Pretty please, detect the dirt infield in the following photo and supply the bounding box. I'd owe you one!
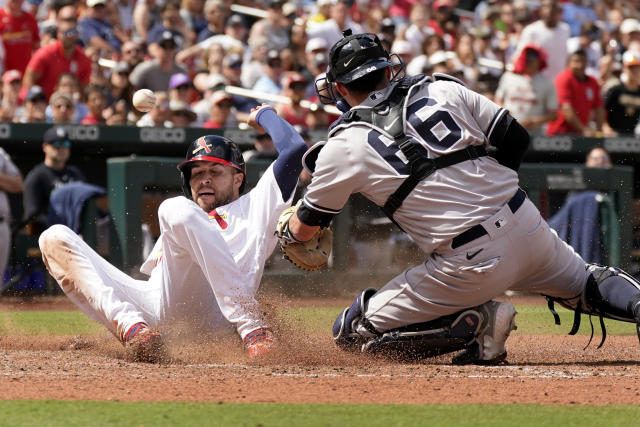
[1,296,640,405]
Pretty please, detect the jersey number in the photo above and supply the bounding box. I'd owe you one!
[367,98,462,175]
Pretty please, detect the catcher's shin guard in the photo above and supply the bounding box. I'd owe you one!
[332,288,377,351]
[360,301,517,364]
[546,264,640,348]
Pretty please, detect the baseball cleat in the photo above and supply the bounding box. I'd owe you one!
[243,328,276,357]
[452,301,517,365]
[123,322,168,363]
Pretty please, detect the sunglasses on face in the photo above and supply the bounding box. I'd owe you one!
[61,28,79,37]
[290,82,306,90]
[173,111,192,118]
[267,60,282,67]
[160,42,177,50]
[124,48,140,54]
[216,102,233,109]
[49,140,72,148]
[175,84,191,91]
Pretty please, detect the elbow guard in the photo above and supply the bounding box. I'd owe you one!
[488,114,530,172]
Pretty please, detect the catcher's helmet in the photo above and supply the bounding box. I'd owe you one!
[177,135,246,199]
[315,29,402,104]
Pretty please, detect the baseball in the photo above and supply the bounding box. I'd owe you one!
[133,89,156,113]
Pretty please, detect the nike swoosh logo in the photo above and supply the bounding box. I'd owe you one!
[344,57,354,67]
[384,117,399,131]
[466,249,483,260]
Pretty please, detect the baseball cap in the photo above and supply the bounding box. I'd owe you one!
[432,0,454,10]
[226,14,245,27]
[2,69,22,84]
[86,0,106,7]
[25,85,46,102]
[43,126,70,144]
[169,100,197,121]
[429,50,450,66]
[169,73,191,89]
[266,0,284,8]
[154,30,179,48]
[222,52,243,68]
[313,52,329,67]
[285,72,307,88]
[211,90,233,105]
[391,40,414,56]
[266,49,281,65]
[623,50,640,67]
[620,18,640,35]
[305,37,328,54]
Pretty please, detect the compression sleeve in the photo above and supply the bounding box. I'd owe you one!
[255,107,307,200]
[488,113,530,172]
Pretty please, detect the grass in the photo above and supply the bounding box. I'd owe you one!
[0,303,637,337]
[1,401,640,427]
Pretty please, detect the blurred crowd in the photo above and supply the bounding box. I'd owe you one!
[2,0,640,136]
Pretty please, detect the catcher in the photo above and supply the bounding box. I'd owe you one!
[39,104,307,362]
[276,30,640,364]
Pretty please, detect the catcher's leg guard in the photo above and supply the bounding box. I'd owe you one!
[361,301,517,365]
[546,264,640,348]
[332,288,377,351]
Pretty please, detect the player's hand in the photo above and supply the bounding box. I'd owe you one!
[247,103,274,134]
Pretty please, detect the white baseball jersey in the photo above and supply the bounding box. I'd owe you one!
[304,76,520,255]
[40,164,292,341]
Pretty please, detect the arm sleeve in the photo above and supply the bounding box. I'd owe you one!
[255,107,307,200]
[488,113,530,172]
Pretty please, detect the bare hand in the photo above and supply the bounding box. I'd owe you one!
[247,103,274,134]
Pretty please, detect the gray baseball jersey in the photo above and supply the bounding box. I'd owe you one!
[0,148,21,279]
[304,76,519,255]
[302,76,588,330]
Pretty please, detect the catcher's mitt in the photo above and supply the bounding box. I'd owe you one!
[275,201,333,271]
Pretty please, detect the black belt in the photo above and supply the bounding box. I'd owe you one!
[451,189,526,249]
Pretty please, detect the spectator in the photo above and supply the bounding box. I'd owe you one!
[168,72,192,104]
[619,18,640,52]
[78,0,123,56]
[403,3,433,57]
[547,49,604,136]
[516,0,570,80]
[306,0,363,49]
[0,0,40,74]
[114,0,136,36]
[455,33,479,87]
[147,0,186,57]
[136,90,170,127]
[495,45,557,135]
[252,49,283,102]
[248,0,289,51]
[104,61,134,124]
[45,73,89,123]
[22,126,85,234]
[192,73,225,123]
[133,0,162,43]
[242,130,276,162]
[567,23,603,79]
[220,52,258,119]
[49,91,75,123]
[180,0,207,45]
[23,18,91,99]
[16,85,47,123]
[168,99,196,127]
[604,50,640,136]
[585,146,612,168]
[0,147,23,281]
[428,0,459,50]
[80,84,107,124]
[197,0,229,43]
[0,69,22,121]
[305,102,329,131]
[202,90,233,128]
[129,31,187,92]
[121,40,144,70]
[276,72,308,127]
[562,0,597,37]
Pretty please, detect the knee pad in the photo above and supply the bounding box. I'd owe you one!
[332,288,377,351]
